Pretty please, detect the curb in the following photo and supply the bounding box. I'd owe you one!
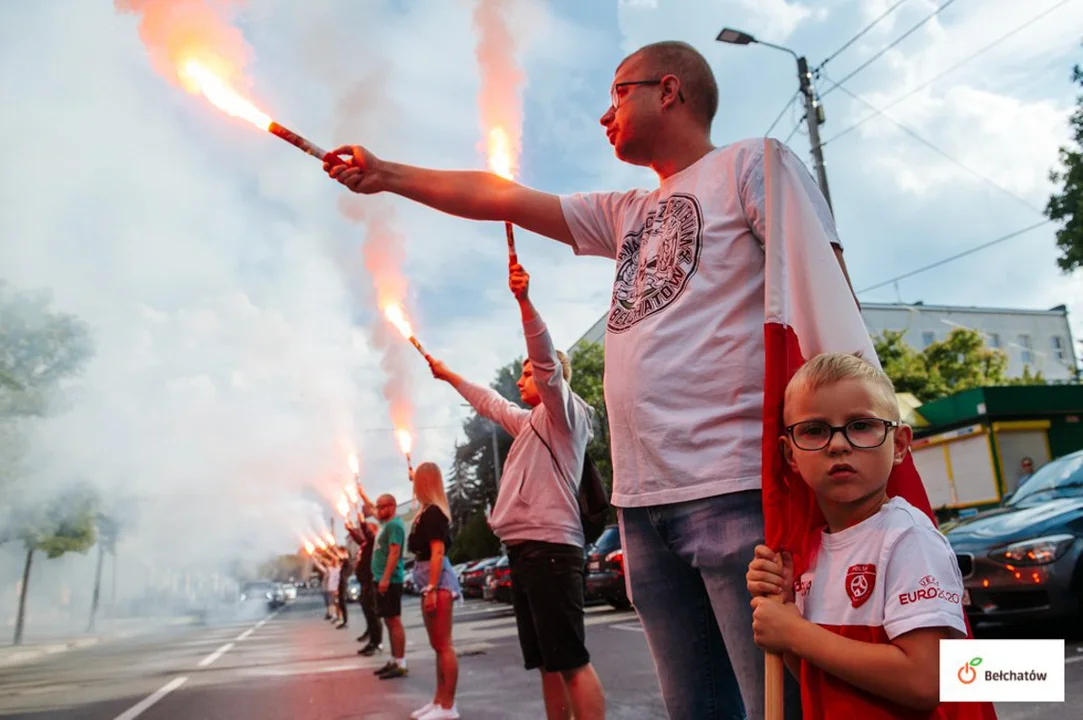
[0,637,101,669]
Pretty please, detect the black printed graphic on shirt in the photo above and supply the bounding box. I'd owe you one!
[607,193,703,333]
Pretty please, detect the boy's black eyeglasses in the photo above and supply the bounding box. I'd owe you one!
[610,79,686,109]
[785,418,899,451]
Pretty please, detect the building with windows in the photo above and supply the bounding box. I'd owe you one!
[572,302,1078,381]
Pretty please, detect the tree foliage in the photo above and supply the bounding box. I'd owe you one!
[568,342,614,519]
[445,358,524,539]
[1046,59,1083,273]
[0,282,94,418]
[874,328,1046,404]
[448,510,501,564]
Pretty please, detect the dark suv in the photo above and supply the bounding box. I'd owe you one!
[585,525,630,609]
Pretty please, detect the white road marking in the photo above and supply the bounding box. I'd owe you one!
[610,623,645,633]
[112,676,188,720]
[235,628,254,641]
[197,642,234,668]
[1064,654,1083,665]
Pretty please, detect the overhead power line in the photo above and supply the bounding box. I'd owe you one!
[856,219,1053,294]
[820,0,960,99]
[764,90,800,137]
[819,72,1045,215]
[818,0,912,71]
[821,0,1077,147]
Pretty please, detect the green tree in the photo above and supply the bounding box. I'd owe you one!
[448,509,501,564]
[1046,57,1083,272]
[446,359,524,528]
[12,485,99,645]
[0,283,94,418]
[568,341,615,520]
[874,328,1045,404]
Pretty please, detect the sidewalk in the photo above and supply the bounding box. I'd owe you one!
[0,614,200,668]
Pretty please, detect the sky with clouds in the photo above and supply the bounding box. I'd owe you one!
[1,0,1081,571]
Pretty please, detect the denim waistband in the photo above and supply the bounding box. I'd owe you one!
[412,556,462,596]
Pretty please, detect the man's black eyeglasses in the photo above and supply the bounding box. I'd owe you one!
[610,79,686,109]
[785,418,899,451]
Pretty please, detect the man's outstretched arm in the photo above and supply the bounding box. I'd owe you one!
[326,145,574,246]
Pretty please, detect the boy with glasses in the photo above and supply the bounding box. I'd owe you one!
[746,354,987,718]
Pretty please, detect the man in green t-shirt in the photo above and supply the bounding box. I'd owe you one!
[371,494,407,679]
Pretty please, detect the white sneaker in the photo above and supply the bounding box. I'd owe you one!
[419,705,459,720]
[410,702,436,719]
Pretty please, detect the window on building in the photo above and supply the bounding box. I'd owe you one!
[1051,336,1066,362]
[1018,334,1033,364]
[988,333,1001,348]
[922,331,935,348]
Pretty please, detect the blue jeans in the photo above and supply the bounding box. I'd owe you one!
[618,490,802,720]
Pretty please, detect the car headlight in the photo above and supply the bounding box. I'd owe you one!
[240,593,247,601]
[988,534,1075,566]
[265,592,273,599]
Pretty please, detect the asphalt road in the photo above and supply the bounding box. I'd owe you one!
[0,591,1080,719]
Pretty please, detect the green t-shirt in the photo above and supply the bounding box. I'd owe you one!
[371,516,406,584]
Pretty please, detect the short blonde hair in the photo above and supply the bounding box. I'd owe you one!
[526,352,573,382]
[784,353,900,421]
[556,350,572,382]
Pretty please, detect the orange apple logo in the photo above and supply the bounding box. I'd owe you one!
[957,657,982,684]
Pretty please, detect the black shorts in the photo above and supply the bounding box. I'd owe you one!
[508,541,589,673]
[374,583,403,618]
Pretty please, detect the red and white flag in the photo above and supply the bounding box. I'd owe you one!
[760,137,933,577]
[760,138,997,719]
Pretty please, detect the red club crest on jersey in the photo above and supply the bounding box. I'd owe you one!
[845,564,876,608]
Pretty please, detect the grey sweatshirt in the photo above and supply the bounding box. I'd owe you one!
[456,313,594,548]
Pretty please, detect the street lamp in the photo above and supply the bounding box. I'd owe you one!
[716,26,833,214]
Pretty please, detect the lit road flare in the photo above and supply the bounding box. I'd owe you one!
[487,126,518,264]
[302,540,314,554]
[384,304,430,358]
[178,59,344,167]
[345,482,359,504]
[347,453,360,475]
[337,494,350,517]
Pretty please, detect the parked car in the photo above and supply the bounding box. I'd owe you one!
[461,556,500,598]
[239,581,284,610]
[490,555,512,603]
[946,449,1083,625]
[346,576,361,602]
[281,583,297,601]
[585,525,630,610]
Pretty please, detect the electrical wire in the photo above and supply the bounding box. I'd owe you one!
[764,90,800,137]
[821,0,1076,147]
[820,0,960,99]
[856,219,1053,294]
[818,0,912,71]
[820,72,1045,215]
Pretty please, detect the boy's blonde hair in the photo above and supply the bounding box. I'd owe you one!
[785,353,900,421]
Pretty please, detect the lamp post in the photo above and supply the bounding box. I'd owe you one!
[716,27,834,215]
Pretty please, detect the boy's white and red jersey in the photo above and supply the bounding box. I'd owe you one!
[794,496,985,719]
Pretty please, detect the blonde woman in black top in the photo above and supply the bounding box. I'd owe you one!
[408,462,463,720]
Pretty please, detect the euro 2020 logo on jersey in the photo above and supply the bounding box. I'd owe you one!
[845,563,877,608]
[608,193,703,333]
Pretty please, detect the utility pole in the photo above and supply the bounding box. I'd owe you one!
[716,28,834,214]
[796,56,833,215]
[490,423,502,480]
